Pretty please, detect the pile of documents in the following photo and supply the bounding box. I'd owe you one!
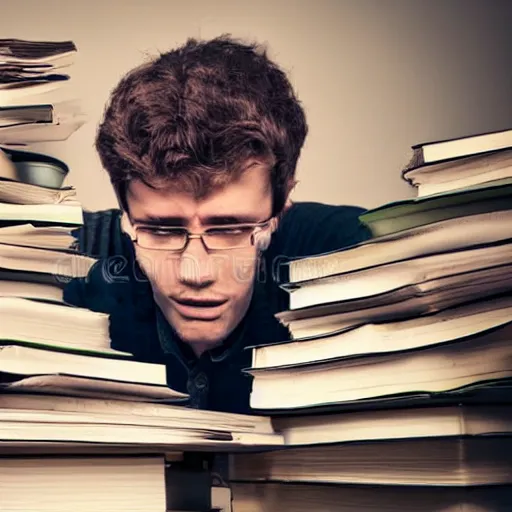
[0,38,85,145]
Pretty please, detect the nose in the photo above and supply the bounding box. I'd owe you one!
[178,236,215,288]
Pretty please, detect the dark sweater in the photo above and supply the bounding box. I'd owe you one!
[64,202,371,414]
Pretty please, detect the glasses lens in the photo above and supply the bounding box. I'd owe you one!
[203,227,254,249]
[137,227,187,250]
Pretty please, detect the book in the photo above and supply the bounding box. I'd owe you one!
[0,80,73,108]
[402,148,512,196]
[252,296,512,369]
[229,437,512,486]
[0,108,86,145]
[0,202,83,224]
[231,482,512,512]
[1,373,186,402]
[0,455,166,512]
[0,104,53,127]
[0,297,113,354]
[284,209,512,284]
[0,179,76,205]
[0,344,168,385]
[0,243,95,277]
[284,241,512,310]
[0,393,275,435]
[0,441,182,456]
[359,180,512,236]
[0,268,66,285]
[0,61,68,79]
[278,266,512,338]
[0,39,77,61]
[419,177,512,198]
[0,71,69,87]
[0,411,282,448]
[0,391,282,450]
[273,404,512,446]
[248,322,512,410]
[0,224,77,250]
[403,127,512,169]
[0,278,64,303]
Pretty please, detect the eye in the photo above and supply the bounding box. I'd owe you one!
[207,226,252,236]
[139,227,184,237]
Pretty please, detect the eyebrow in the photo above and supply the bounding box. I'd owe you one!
[130,215,186,226]
[131,214,263,226]
[203,215,262,225]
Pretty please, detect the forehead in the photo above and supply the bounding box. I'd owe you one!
[126,164,272,223]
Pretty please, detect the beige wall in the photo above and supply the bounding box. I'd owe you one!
[1,0,511,210]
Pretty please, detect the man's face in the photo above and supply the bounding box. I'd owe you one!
[125,164,274,357]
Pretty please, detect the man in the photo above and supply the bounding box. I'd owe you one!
[65,36,371,414]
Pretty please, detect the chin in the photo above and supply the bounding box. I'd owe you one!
[174,319,231,349]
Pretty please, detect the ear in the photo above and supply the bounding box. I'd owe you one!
[253,217,279,252]
[254,230,272,251]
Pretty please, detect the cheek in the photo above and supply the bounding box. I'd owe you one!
[135,249,180,288]
[214,248,258,285]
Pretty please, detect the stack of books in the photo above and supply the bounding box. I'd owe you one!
[0,39,278,512]
[229,128,512,511]
[0,385,282,511]
[0,284,284,511]
[0,38,102,358]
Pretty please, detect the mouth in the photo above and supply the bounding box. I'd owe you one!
[171,297,228,320]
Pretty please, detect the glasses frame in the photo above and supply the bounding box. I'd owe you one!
[127,216,276,252]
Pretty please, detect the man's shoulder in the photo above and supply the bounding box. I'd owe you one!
[65,209,159,359]
[270,201,371,258]
[66,207,142,325]
[75,208,125,259]
[284,201,367,219]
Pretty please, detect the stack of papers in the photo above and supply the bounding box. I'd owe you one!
[0,39,85,144]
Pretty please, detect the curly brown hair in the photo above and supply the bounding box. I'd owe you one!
[95,35,308,215]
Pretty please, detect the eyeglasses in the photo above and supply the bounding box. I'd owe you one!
[129,218,275,252]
